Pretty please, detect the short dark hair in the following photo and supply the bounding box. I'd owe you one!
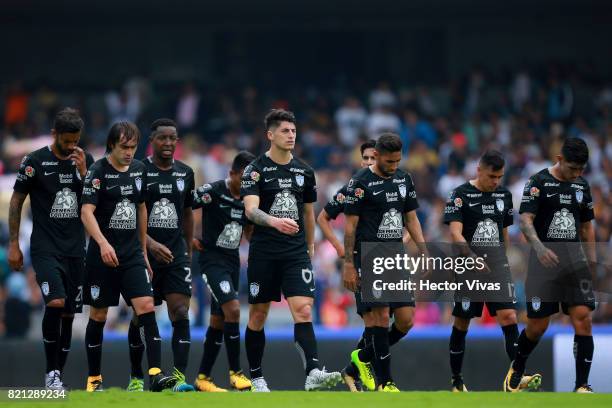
[360,139,377,156]
[264,109,295,131]
[53,107,84,134]
[106,121,141,153]
[150,118,177,133]
[479,149,505,171]
[231,151,256,172]
[561,137,589,165]
[375,133,402,154]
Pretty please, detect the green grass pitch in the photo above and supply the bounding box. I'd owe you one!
[2,390,612,408]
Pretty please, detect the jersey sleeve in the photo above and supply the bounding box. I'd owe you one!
[503,192,514,227]
[240,163,261,198]
[580,184,595,223]
[323,185,347,220]
[192,183,214,210]
[82,166,104,206]
[519,175,542,215]
[443,188,463,224]
[304,168,317,204]
[344,178,366,216]
[184,169,195,209]
[403,175,419,213]
[13,155,37,194]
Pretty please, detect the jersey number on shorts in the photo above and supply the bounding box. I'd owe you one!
[184,267,192,283]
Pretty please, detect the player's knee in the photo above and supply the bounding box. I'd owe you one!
[89,308,108,322]
[527,320,549,339]
[454,318,470,332]
[135,300,155,315]
[47,298,65,308]
[572,313,592,335]
[223,306,240,322]
[497,310,517,326]
[170,304,189,322]
[210,314,224,329]
[395,315,414,333]
[293,302,313,322]
[249,309,268,329]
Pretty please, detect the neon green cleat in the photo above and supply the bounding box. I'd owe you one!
[378,381,400,392]
[171,368,195,392]
[127,377,144,392]
[350,350,376,391]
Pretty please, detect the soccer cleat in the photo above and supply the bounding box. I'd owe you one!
[229,370,252,391]
[305,367,342,391]
[150,371,176,392]
[171,368,195,392]
[45,370,66,391]
[350,350,376,391]
[126,377,144,392]
[194,374,228,392]
[451,376,468,392]
[519,373,542,391]
[341,365,363,392]
[378,381,400,392]
[86,375,104,392]
[574,384,594,393]
[503,364,522,392]
[250,377,271,392]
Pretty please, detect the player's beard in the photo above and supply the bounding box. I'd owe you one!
[55,141,73,158]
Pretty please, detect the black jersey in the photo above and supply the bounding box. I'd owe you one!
[444,181,513,259]
[143,158,194,268]
[240,154,317,259]
[345,167,419,246]
[13,146,94,257]
[324,184,349,220]
[82,158,147,261]
[519,168,594,243]
[193,179,247,256]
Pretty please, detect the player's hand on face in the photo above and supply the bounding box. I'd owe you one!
[537,247,559,268]
[272,217,299,235]
[192,238,204,252]
[69,147,87,177]
[150,240,174,264]
[100,242,119,267]
[8,242,24,271]
[343,263,359,292]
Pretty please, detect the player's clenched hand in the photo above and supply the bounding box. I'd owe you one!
[536,246,559,268]
[100,241,119,267]
[343,263,359,292]
[192,238,204,252]
[150,240,174,264]
[69,147,87,178]
[8,242,24,271]
[271,217,299,235]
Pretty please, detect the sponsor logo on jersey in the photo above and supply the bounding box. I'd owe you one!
[135,177,142,192]
[377,208,403,239]
[59,174,73,184]
[530,187,540,197]
[216,221,243,249]
[269,189,298,220]
[295,174,304,187]
[250,171,260,182]
[482,204,495,214]
[176,178,185,192]
[472,218,500,246]
[336,192,346,204]
[149,198,178,228]
[547,208,576,239]
[354,188,364,199]
[386,192,398,202]
[92,178,101,189]
[278,178,292,188]
[42,161,58,166]
[159,184,173,194]
[496,199,504,213]
[25,166,35,177]
[263,166,277,172]
[202,193,212,204]
[559,193,572,205]
[105,174,119,179]
[398,184,406,198]
[368,180,384,187]
[50,188,79,218]
[575,190,583,203]
[172,172,186,177]
[109,199,137,229]
[454,197,463,207]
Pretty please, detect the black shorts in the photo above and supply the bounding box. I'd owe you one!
[152,258,192,306]
[84,254,153,308]
[247,256,315,304]
[525,252,595,318]
[199,250,240,316]
[32,254,85,313]
[354,250,415,316]
[452,261,516,318]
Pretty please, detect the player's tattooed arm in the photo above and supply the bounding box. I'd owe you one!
[520,212,559,267]
[579,221,596,264]
[82,203,119,267]
[244,194,299,234]
[7,192,27,270]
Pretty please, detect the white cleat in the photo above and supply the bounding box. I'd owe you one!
[305,368,342,391]
[250,377,271,392]
[45,370,66,391]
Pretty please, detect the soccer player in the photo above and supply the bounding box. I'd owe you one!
[443,150,541,392]
[81,122,174,392]
[191,151,255,392]
[125,119,196,392]
[8,108,93,390]
[505,137,597,393]
[343,133,427,392]
[241,109,342,392]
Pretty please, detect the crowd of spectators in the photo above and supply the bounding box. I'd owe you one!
[0,63,610,337]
